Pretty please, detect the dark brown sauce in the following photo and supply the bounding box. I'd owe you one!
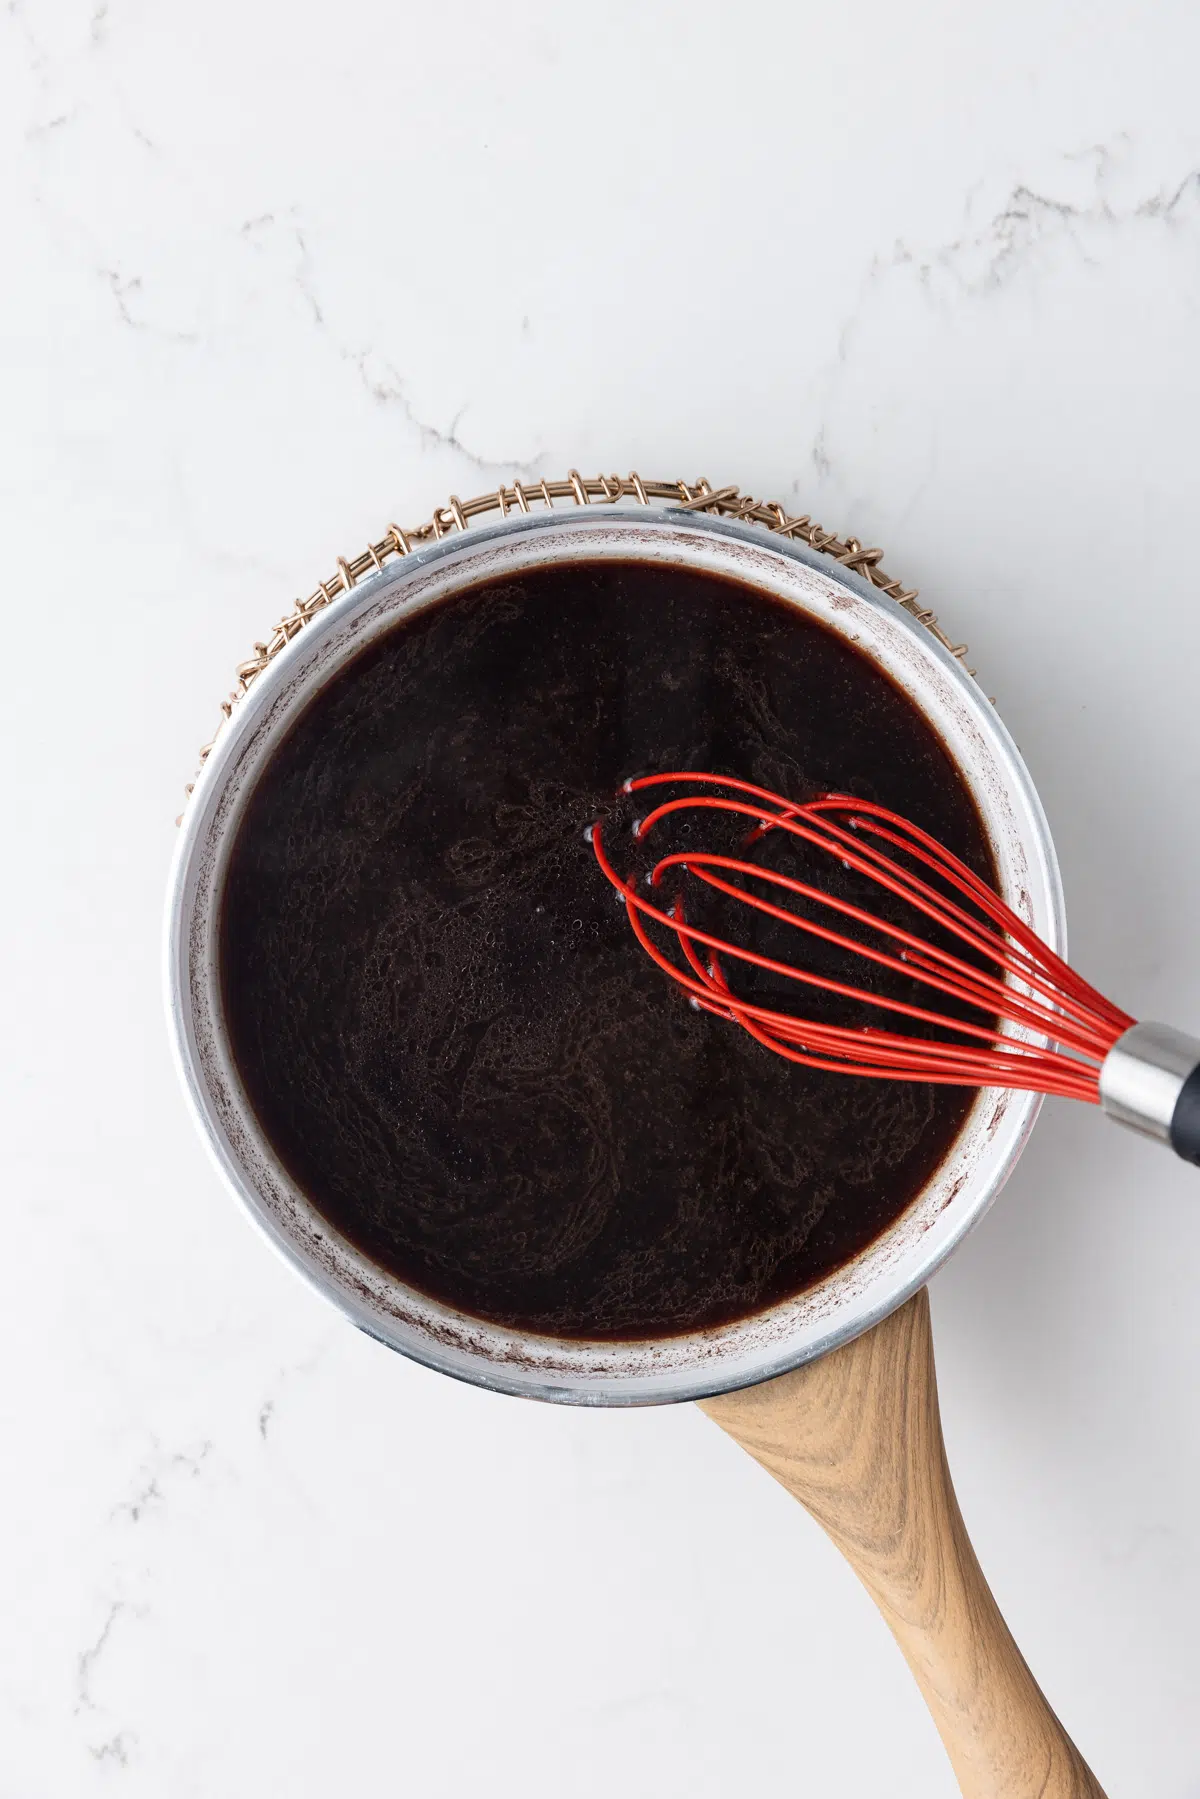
[220,558,993,1340]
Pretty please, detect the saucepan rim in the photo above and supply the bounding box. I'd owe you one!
[165,506,1064,1404]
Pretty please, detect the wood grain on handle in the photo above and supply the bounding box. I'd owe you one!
[699,1289,1105,1799]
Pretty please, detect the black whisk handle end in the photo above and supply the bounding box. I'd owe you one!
[1169,1063,1200,1166]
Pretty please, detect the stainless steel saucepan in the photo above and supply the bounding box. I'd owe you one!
[166,505,1104,1796]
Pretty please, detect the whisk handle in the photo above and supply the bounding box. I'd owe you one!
[1098,1022,1200,1164]
[1172,1065,1200,1164]
[699,1290,1106,1797]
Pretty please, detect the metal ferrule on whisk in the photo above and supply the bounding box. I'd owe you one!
[1099,1023,1200,1163]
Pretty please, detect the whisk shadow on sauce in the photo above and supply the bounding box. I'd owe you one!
[220,559,995,1341]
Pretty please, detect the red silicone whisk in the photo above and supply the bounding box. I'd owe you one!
[590,772,1200,1164]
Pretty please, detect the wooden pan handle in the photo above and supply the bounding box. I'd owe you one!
[699,1289,1105,1798]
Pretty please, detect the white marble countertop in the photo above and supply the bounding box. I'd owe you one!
[4,2,1200,1793]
